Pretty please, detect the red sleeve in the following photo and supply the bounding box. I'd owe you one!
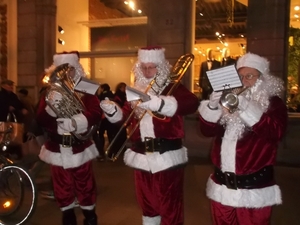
[164,83,200,116]
[81,94,102,128]
[251,96,288,140]
[36,96,58,133]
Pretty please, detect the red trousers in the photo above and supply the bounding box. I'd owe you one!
[51,161,97,210]
[134,167,185,225]
[211,200,272,225]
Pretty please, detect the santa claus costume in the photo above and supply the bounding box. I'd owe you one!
[36,52,102,225]
[198,53,288,225]
[100,46,199,225]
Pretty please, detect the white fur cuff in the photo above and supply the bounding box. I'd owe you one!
[239,101,264,127]
[198,100,222,123]
[45,105,57,117]
[72,113,88,133]
[159,95,177,117]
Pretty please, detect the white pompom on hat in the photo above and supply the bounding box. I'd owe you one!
[138,46,166,64]
[53,52,79,68]
[236,52,270,74]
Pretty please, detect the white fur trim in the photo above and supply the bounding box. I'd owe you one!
[80,204,95,211]
[138,48,165,64]
[105,105,123,123]
[45,105,57,117]
[72,113,88,133]
[239,101,264,127]
[159,95,177,117]
[53,53,79,68]
[61,201,78,211]
[142,215,161,225]
[220,130,237,172]
[61,202,95,211]
[236,52,270,74]
[206,176,282,208]
[57,127,70,135]
[39,144,99,169]
[140,113,155,141]
[198,100,222,123]
[123,147,188,173]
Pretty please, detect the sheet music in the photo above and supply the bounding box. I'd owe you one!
[206,64,243,92]
[74,77,100,95]
[125,86,151,102]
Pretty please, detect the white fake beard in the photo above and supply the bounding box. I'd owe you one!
[130,61,171,118]
[219,74,284,139]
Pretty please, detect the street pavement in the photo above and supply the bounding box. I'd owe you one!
[23,156,300,225]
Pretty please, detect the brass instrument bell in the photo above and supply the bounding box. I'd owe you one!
[219,87,247,113]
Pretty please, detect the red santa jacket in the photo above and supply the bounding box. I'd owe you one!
[198,95,288,208]
[36,92,102,169]
[110,83,199,173]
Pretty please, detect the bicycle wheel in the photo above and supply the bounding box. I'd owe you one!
[0,165,37,225]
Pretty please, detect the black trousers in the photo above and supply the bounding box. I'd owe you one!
[93,118,127,157]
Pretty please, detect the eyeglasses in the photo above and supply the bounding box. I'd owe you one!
[141,66,157,71]
[239,73,259,80]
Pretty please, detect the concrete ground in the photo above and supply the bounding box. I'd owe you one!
[7,117,300,225]
[24,155,300,225]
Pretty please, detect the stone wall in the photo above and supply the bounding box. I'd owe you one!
[89,0,126,20]
[277,114,300,165]
[247,0,290,81]
[17,0,56,103]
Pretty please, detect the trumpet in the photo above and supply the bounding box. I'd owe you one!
[105,53,195,161]
[219,87,248,113]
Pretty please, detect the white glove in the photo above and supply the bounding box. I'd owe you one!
[100,98,117,115]
[238,96,264,127]
[47,91,62,106]
[238,96,249,111]
[45,105,57,117]
[208,91,222,109]
[45,91,63,117]
[56,118,76,133]
[139,95,163,112]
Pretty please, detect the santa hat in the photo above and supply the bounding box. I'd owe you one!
[138,46,165,64]
[236,52,269,74]
[53,52,79,68]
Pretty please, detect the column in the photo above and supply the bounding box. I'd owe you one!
[17,0,56,102]
[246,0,290,80]
[146,0,194,89]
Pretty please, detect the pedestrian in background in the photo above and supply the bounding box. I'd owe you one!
[17,88,35,142]
[93,83,115,161]
[0,79,28,123]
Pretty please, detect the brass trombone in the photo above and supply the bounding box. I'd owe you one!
[105,53,195,161]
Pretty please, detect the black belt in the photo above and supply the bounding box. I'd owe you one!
[47,132,89,147]
[133,137,182,154]
[214,165,274,190]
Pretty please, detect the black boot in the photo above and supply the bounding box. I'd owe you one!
[82,209,98,225]
[62,208,77,225]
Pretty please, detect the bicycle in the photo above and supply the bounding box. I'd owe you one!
[0,125,37,225]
